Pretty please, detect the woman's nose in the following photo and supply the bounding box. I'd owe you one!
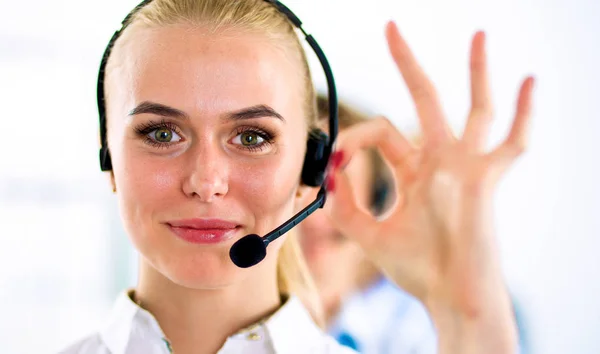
[182,143,229,203]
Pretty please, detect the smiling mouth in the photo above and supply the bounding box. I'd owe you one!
[166,219,241,244]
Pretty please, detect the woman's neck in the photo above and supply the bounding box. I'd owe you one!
[135,260,281,354]
[354,261,382,291]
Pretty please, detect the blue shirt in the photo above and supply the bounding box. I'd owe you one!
[327,277,437,354]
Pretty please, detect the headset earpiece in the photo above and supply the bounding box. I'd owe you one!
[100,146,113,171]
[301,129,330,187]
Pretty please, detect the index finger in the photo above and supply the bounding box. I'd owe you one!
[386,21,453,148]
[334,116,415,170]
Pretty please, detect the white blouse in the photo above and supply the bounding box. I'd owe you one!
[58,290,357,354]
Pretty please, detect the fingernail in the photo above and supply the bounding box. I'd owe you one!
[330,150,345,170]
[325,173,335,193]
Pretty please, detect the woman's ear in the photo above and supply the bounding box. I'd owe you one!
[294,182,319,211]
[108,171,117,193]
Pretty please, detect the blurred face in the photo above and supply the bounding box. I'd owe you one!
[298,149,373,298]
[105,24,308,289]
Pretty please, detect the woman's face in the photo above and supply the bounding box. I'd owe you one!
[105,24,308,289]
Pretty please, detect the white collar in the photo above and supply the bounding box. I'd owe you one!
[264,293,324,353]
[99,289,326,354]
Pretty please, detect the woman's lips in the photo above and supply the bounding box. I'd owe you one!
[166,219,240,244]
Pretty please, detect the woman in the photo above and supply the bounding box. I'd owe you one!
[62,0,535,353]
[299,95,437,353]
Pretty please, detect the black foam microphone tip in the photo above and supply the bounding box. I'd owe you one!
[229,234,267,268]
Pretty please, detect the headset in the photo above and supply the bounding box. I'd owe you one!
[97,0,338,268]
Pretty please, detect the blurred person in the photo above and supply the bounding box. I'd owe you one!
[299,95,437,353]
[57,0,535,353]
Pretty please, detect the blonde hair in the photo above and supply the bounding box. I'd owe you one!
[105,0,323,326]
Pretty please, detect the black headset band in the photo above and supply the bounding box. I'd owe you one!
[97,0,337,172]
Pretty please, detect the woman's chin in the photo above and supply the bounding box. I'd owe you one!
[152,250,248,290]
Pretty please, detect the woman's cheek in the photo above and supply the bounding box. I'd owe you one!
[125,157,180,201]
[116,156,181,239]
[231,152,301,228]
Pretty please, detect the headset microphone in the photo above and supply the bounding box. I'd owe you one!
[97,0,337,269]
[230,188,327,268]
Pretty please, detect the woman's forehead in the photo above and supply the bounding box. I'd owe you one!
[108,24,304,119]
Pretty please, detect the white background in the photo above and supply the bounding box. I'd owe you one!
[0,0,598,353]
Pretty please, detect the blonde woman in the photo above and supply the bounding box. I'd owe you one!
[61,0,535,353]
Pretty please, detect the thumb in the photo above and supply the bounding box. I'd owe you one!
[325,164,379,250]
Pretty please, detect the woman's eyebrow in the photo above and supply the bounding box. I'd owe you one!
[224,104,285,122]
[129,101,285,122]
[129,101,189,119]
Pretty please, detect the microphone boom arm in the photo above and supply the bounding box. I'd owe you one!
[263,187,327,246]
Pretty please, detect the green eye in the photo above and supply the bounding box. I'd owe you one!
[154,128,173,143]
[231,129,270,151]
[240,131,262,146]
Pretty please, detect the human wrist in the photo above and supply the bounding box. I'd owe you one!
[425,285,517,354]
